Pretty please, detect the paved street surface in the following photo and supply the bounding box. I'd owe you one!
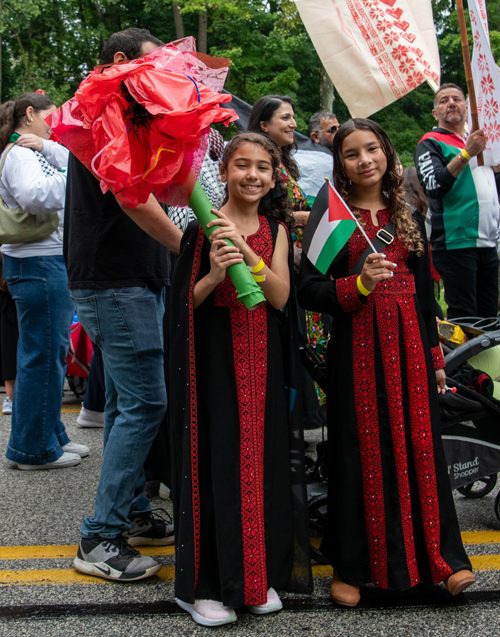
[1,387,500,636]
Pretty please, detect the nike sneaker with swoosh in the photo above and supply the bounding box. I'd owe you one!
[73,534,161,581]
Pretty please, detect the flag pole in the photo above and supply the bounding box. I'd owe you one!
[456,0,484,166]
[347,209,378,254]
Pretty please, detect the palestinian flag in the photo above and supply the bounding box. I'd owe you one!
[302,181,357,275]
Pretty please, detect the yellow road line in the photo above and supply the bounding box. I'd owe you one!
[0,566,175,586]
[1,556,499,586]
[461,531,500,545]
[0,545,175,560]
[60,409,81,414]
[1,531,498,562]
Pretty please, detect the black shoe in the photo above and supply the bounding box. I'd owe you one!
[73,534,161,581]
[123,508,175,547]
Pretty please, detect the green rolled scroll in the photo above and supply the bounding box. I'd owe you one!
[188,178,266,310]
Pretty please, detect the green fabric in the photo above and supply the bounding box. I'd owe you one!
[8,133,20,143]
[435,139,479,249]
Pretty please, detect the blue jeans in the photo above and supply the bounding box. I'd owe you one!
[70,286,167,538]
[3,255,74,464]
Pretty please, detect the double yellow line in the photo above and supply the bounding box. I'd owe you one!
[1,532,500,586]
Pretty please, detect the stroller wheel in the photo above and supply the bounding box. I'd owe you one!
[495,491,500,523]
[309,493,329,565]
[457,474,498,499]
[67,375,88,400]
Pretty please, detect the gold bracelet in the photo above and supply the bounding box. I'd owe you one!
[248,257,265,273]
[356,276,371,297]
[460,148,471,161]
[251,273,266,283]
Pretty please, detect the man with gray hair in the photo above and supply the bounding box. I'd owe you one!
[308,110,339,152]
[295,110,339,202]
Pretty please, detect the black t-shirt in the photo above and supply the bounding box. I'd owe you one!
[64,154,170,289]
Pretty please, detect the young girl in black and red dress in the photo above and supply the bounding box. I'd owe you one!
[298,118,474,607]
[170,132,310,627]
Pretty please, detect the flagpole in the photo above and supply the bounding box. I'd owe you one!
[456,0,484,166]
[347,208,378,254]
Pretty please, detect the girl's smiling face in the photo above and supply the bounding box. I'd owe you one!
[340,129,387,189]
[220,142,276,204]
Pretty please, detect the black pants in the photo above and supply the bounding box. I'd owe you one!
[83,344,106,412]
[432,247,499,320]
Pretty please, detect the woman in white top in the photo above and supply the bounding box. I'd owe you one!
[0,92,89,469]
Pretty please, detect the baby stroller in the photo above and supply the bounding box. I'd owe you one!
[439,317,500,520]
[301,317,500,564]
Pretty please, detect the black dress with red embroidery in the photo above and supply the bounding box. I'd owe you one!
[169,216,311,608]
[298,208,471,591]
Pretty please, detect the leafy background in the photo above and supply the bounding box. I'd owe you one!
[0,0,498,164]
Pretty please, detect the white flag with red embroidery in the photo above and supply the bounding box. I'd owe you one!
[469,0,500,165]
[294,0,440,118]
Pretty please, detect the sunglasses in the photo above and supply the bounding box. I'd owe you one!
[327,125,339,134]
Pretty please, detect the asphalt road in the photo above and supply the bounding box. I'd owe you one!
[1,388,500,636]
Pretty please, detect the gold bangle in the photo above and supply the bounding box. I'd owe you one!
[356,276,371,297]
[460,148,471,161]
[251,273,266,282]
[248,258,265,273]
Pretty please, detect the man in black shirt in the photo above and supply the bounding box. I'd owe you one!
[66,28,182,582]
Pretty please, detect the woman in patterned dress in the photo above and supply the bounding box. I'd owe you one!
[298,118,474,606]
[170,133,310,627]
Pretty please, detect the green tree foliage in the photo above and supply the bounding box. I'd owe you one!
[0,0,498,163]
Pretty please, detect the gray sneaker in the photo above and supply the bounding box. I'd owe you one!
[123,509,175,546]
[73,534,161,581]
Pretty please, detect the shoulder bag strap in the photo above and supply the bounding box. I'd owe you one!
[348,220,396,276]
[0,144,16,181]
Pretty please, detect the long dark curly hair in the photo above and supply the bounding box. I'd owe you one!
[333,118,424,256]
[247,95,300,181]
[221,132,294,230]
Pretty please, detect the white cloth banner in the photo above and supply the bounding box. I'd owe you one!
[469,0,500,166]
[294,0,440,118]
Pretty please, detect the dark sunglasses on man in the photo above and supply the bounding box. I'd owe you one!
[328,125,339,134]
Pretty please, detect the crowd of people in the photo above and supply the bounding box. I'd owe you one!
[2,25,498,628]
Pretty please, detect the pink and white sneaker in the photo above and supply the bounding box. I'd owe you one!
[247,587,283,615]
[176,598,237,626]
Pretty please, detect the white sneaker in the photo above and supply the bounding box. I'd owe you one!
[176,598,237,627]
[77,404,104,428]
[247,587,283,615]
[2,397,12,415]
[16,452,81,471]
[62,441,90,457]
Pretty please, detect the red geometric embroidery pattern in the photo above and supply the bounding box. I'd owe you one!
[352,299,388,588]
[349,208,453,588]
[431,346,445,371]
[400,300,453,584]
[336,275,365,313]
[188,226,205,590]
[214,216,272,605]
